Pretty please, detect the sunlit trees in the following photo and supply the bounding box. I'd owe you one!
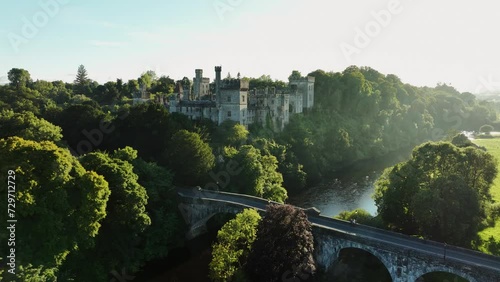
[61,149,151,281]
[374,141,497,247]
[0,110,63,142]
[246,204,315,282]
[222,145,287,203]
[209,209,261,281]
[0,137,110,281]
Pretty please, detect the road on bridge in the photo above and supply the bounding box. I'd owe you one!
[178,188,500,273]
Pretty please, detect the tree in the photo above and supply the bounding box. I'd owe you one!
[0,137,110,281]
[7,68,31,89]
[166,129,215,185]
[130,152,183,261]
[246,204,315,282]
[288,70,302,82]
[74,65,91,95]
[212,120,249,147]
[75,65,89,85]
[374,141,497,247]
[61,149,151,281]
[222,145,287,203]
[209,209,261,281]
[0,110,63,143]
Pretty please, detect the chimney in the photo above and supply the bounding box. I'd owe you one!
[215,66,222,102]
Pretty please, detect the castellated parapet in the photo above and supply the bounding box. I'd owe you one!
[168,66,314,131]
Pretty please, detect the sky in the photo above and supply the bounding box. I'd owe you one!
[1,0,500,94]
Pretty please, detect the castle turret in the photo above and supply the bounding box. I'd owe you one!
[194,69,203,100]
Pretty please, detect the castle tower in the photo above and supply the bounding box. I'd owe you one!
[193,69,203,100]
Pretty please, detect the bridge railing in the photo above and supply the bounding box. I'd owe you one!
[177,187,500,264]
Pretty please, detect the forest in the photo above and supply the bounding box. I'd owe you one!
[1,65,499,281]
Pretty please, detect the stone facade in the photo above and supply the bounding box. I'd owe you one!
[168,66,314,130]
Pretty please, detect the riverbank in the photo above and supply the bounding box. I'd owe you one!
[288,147,413,217]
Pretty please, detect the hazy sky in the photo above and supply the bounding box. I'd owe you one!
[1,0,500,93]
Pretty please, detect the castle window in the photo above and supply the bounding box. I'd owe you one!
[227,96,232,102]
[228,111,232,117]
[242,95,245,102]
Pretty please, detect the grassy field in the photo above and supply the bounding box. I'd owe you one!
[472,138,500,253]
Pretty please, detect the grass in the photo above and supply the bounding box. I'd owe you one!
[472,138,500,254]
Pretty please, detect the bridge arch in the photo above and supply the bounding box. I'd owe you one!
[332,246,392,281]
[413,266,477,282]
[333,241,396,281]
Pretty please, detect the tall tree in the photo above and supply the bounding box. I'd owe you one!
[7,68,31,89]
[74,65,90,95]
[245,204,315,282]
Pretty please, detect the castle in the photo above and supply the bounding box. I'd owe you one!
[168,66,315,131]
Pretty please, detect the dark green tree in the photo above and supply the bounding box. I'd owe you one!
[166,129,215,185]
[7,68,31,89]
[246,204,315,282]
[374,141,497,246]
[74,65,91,95]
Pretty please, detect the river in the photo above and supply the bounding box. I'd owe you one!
[288,148,412,217]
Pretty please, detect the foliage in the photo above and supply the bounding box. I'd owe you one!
[0,137,110,281]
[166,129,215,185]
[61,149,150,281]
[221,145,287,202]
[373,141,497,247]
[245,204,315,282]
[209,209,261,282]
[336,208,374,225]
[8,68,31,89]
[212,120,249,147]
[0,110,63,143]
[74,65,91,95]
[131,155,184,260]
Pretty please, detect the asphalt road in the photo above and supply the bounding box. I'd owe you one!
[178,188,500,273]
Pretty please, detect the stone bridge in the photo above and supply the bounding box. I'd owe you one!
[177,187,500,282]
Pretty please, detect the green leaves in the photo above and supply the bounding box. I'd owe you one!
[166,129,215,185]
[0,137,110,280]
[374,141,497,246]
[209,209,261,282]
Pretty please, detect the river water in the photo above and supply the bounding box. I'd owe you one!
[288,149,412,217]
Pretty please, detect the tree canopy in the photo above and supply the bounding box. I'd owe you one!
[374,141,497,246]
[0,137,110,281]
